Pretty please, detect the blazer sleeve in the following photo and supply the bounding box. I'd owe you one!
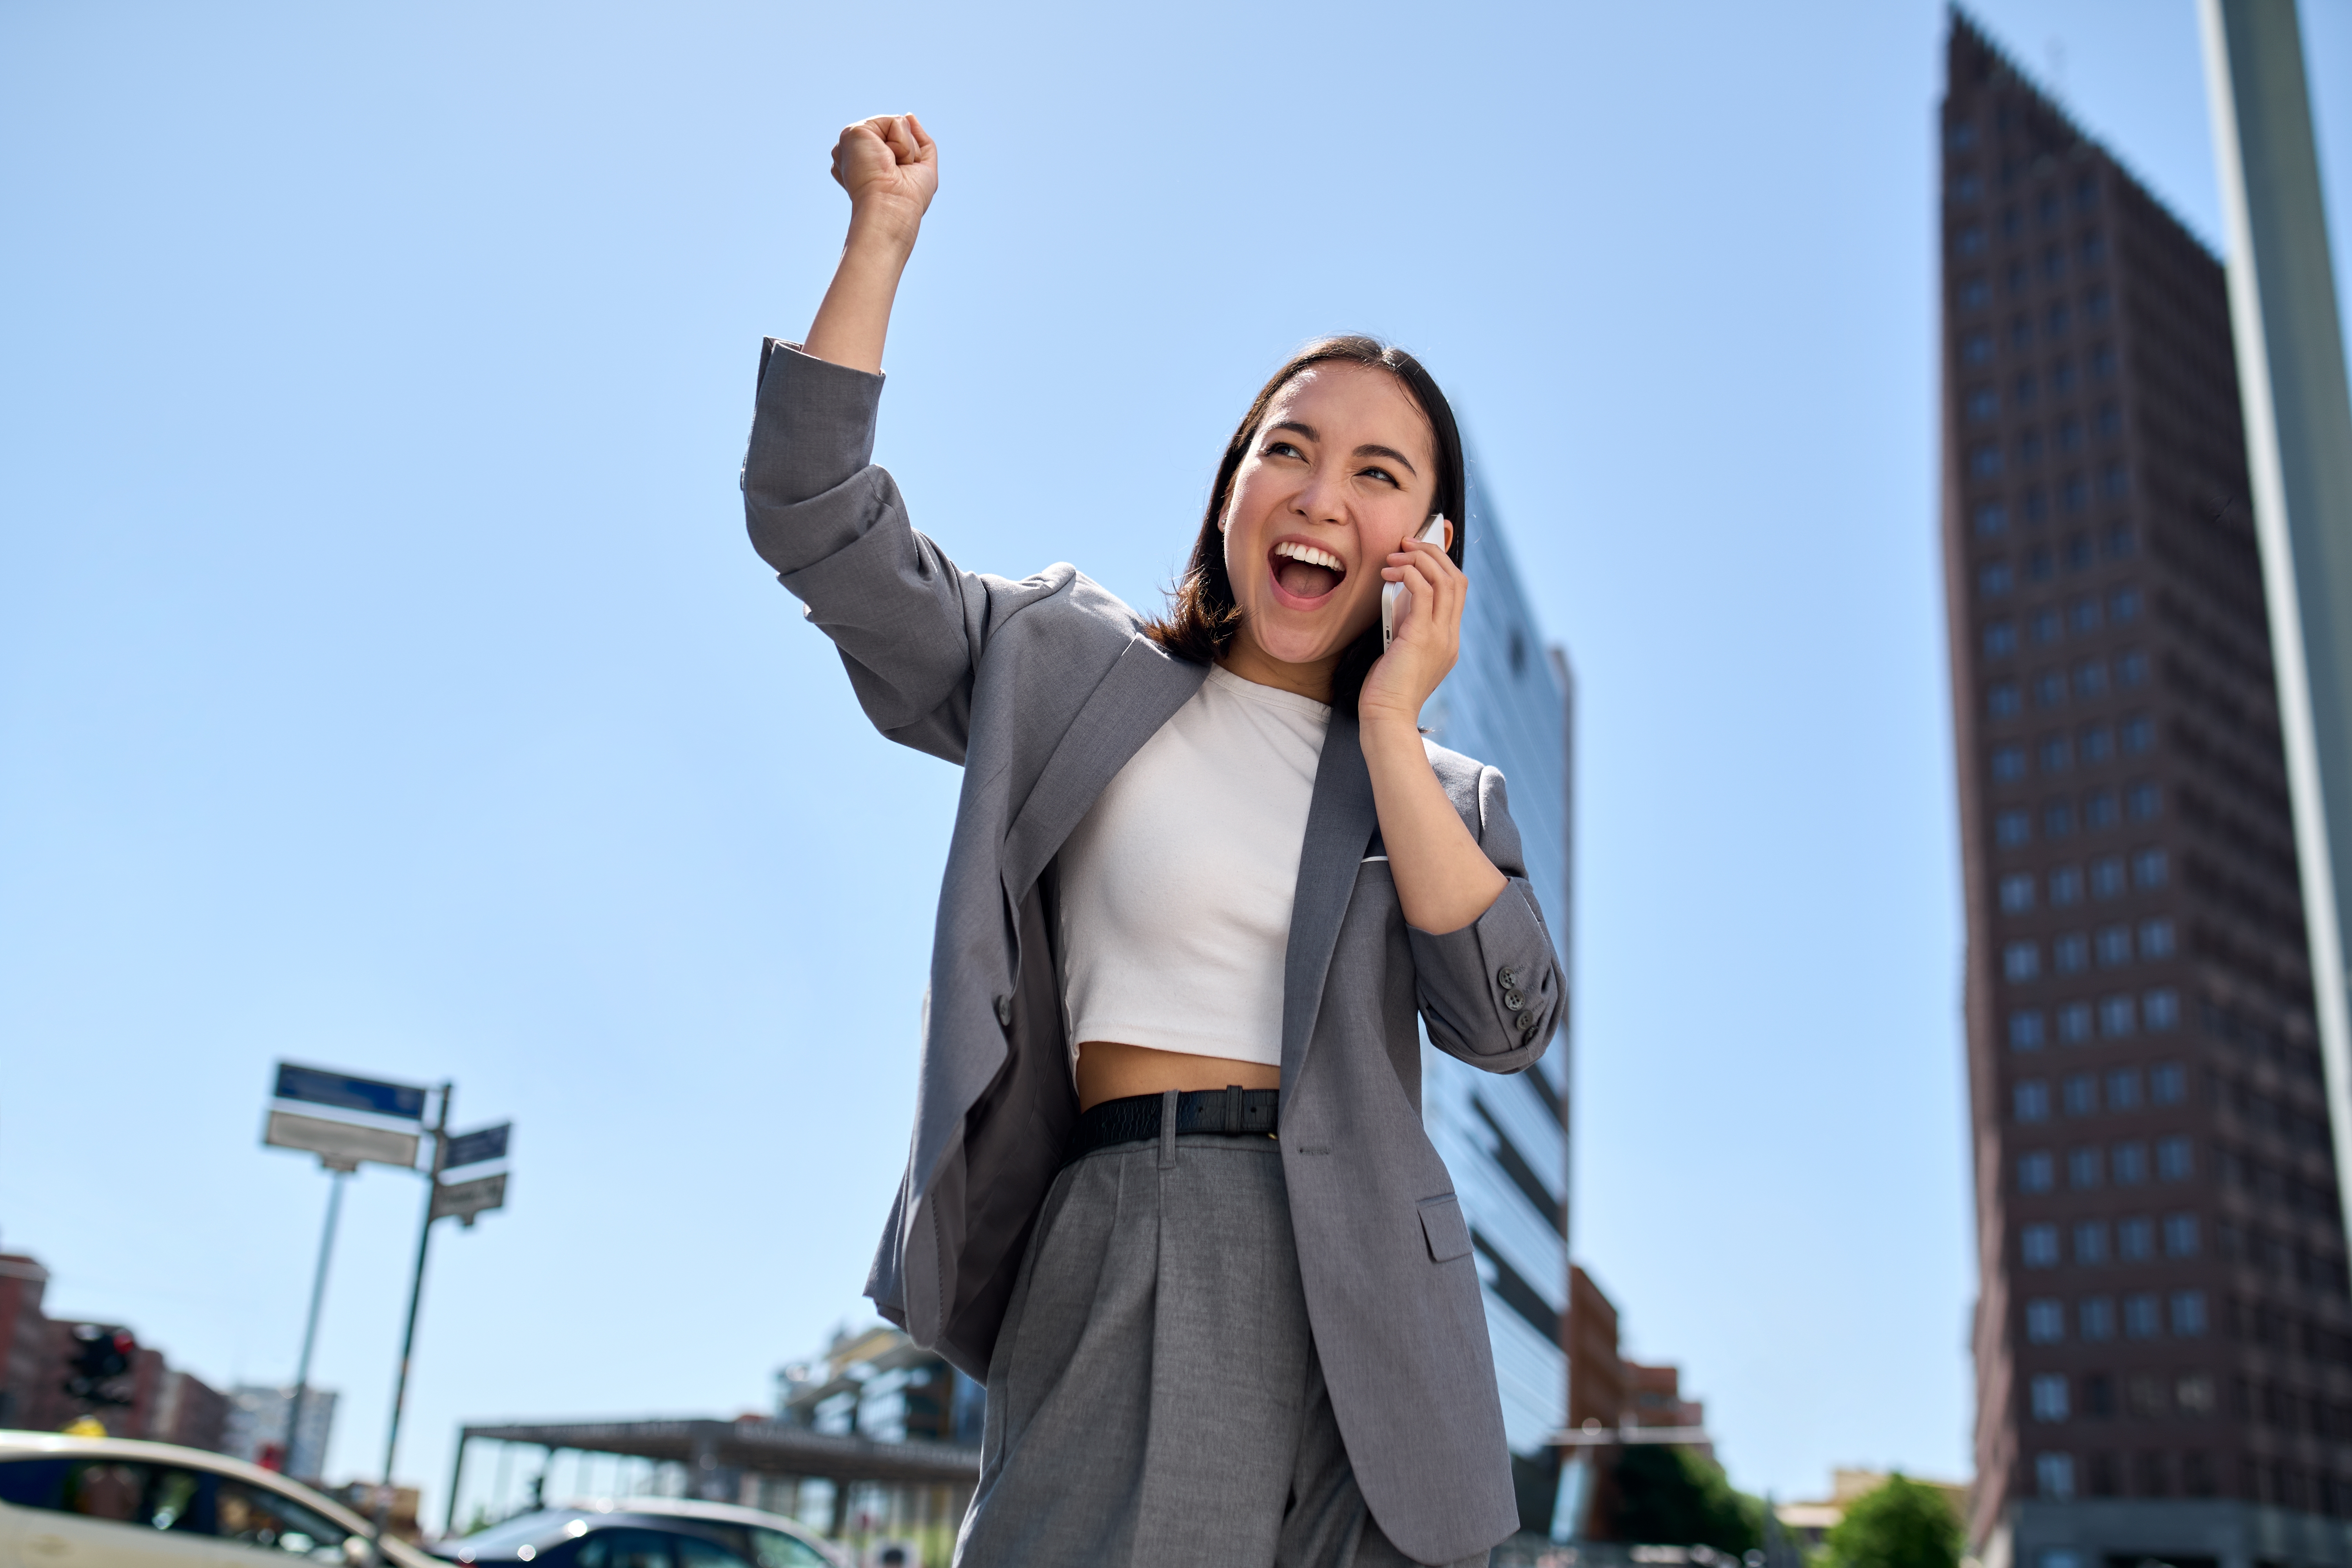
[1409,764,1564,1074]
[740,338,990,765]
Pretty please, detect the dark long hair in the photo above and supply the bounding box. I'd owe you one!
[1143,336,1468,715]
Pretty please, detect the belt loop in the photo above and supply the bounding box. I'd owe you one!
[1224,1083,1242,1136]
[1158,1088,1180,1169]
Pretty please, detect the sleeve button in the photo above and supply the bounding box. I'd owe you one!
[1503,989,1524,1011]
[1497,967,1518,988]
[1514,1009,1537,1030]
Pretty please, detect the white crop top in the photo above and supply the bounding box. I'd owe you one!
[1057,663,1331,1067]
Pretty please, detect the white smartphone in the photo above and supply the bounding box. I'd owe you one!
[1381,514,1452,652]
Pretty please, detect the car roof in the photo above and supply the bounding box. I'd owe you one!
[557,1504,837,1561]
[0,1430,435,1568]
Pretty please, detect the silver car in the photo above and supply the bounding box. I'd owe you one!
[0,1432,436,1568]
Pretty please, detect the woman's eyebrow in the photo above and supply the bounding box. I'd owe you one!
[1353,443,1420,475]
[1269,419,1318,441]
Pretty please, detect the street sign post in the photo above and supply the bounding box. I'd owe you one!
[440,1122,510,1172]
[264,1110,420,1174]
[430,1171,508,1227]
[273,1064,427,1122]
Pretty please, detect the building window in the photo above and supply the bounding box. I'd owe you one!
[1971,443,2005,478]
[2011,1011,2048,1050]
[2012,316,2034,352]
[2102,462,2129,499]
[2127,782,2160,820]
[2138,919,2175,959]
[2054,933,2089,973]
[2041,242,2066,282]
[2069,1149,2104,1192]
[2041,733,2072,773]
[2062,1073,2096,1116]
[2004,942,2042,982]
[1958,225,1988,257]
[2079,1296,2114,1340]
[1964,330,1994,365]
[2036,1454,2076,1501]
[2105,1068,2140,1110]
[2089,856,2125,898]
[2050,866,2083,906]
[2074,661,2108,700]
[2122,1293,2160,1339]
[1975,501,2009,536]
[2098,995,2136,1038]
[2045,800,2076,839]
[2080,724,2113,764]
[2092,345,2116,378]
[2020,1151,2056,1193]
[2079,1217,2110,1259]
[2112,1142,2149,1185]
[2058,1002,2094,1044]
[2176,1376,2214,1418]
[2143,990,2180,1032]
[2025,1298,2066,1343]
[1967,388,2001,423]
[2047,302,2073,337]
[2095,926,2132,966]
[2084,286,2111,324]
[1985,619,2019,658]
[2105,520,2135,557]
[2063,475,2090,513]
[2084,791,2119,830]
[1990,684,2023,720]
[1996,810,2031,847]
[2023,1224,2060,1267]
[2016,1080,2051,1121]
[2150,1060,2185,1102]
[2065,595,2098,634]
[2117,1216,2153,1258]
[2156,1136,2193,1181]
[2132,848,2168,888]
[2001,873,2037,913]
[2109,585,2140,622]
[1962,276,1992,310]
[2030,1374,2071,1422]
[1947,120,1978,151]
[2020,430,2046,466]
[2121,714,2154,752]
[1993,745,2029,783]
[2036,670,2067,709]
[2169,1291,2207,1337]
[2163,1213,2199,1257]
[2117,649,2148,686]
[2015,370,2039,407]
[2058,417,2083,454]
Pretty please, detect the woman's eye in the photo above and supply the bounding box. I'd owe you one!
[1360,466,1399,488]
[1264,440,1304,459]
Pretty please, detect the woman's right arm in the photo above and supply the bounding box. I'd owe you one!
[743,115,990,764]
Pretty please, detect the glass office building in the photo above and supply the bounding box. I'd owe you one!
[1419,466,1574,1523]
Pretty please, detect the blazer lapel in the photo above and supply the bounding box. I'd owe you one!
[1000,634,1207,906]
[1281,709,1378,1089]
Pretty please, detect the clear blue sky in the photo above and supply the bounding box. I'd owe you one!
[5,0,2347,1518]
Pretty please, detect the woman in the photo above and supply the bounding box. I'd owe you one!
[742,114,1562,1568]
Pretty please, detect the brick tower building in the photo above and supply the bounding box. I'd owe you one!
[1939,13,2351,1568]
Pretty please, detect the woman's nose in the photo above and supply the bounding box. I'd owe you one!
[1289,464,1347,525]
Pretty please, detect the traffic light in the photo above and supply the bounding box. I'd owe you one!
[63,1323,136,1408]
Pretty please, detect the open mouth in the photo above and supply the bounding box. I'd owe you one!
[1270,539,1346,603]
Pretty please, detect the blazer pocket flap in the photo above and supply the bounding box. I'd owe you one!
[1418,1195,1473,1263]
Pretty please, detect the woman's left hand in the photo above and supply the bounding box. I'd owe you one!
[1356,524,1464,732]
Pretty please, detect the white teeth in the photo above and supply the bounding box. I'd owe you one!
[1273,541,1343,572]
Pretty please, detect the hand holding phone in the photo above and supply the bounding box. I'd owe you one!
[1381,514,1453,652]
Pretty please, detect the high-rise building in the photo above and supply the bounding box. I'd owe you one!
[1419,469,1574,1529]
[1939,13,2352,1566]
[223,1383,338,1481]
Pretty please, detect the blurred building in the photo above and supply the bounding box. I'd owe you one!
[1623,1364,1708,1461]
[0,1247,228,1449]
[1939,13,2350,1568]
[775,1325,983,1450]
[1774,1471,1972,1555]
[1418,466,1574,1532]
[1551,1265,1719,1543]
[222,1383,338,1481]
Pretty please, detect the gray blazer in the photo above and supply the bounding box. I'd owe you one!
[741,341,1563,1565]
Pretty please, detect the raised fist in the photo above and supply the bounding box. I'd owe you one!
[830,114,937,238]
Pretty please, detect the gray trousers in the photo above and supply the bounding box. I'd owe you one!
[953,1118,1488,1568]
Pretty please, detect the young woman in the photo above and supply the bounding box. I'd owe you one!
[742,114,1562,1568]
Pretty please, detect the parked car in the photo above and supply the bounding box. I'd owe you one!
[429,1501,841,1568]
[0,1431,437,1568]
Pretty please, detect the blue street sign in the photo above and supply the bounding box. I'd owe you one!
[441,1122,511,1172]
[273,1062,428,1122]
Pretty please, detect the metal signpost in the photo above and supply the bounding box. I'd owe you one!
[259,1062,514,1527]
[264,1063,432,1475]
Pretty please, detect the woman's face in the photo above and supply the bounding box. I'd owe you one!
[1221,362,1439,671]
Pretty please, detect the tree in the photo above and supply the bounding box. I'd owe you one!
[1822,1475,1961,1568]
[1612,1444,1764,1552]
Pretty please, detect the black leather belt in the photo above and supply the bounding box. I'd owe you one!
[1063,1086,1280,1165]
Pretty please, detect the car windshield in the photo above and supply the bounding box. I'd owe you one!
[455,1512,583,1554]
